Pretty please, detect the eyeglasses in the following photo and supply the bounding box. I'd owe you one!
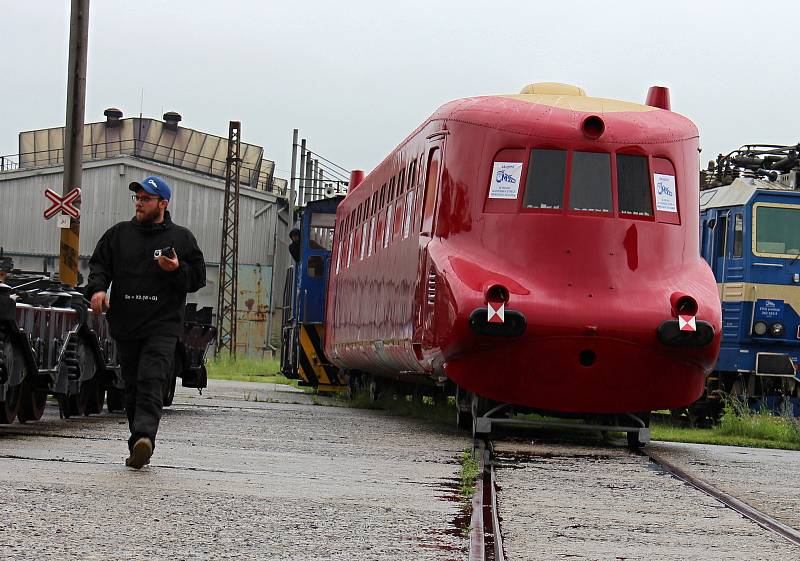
[132,194,161,204]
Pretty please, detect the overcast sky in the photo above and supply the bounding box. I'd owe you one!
[2,0,799,182]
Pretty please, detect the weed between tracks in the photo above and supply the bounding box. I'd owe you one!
[343,390,456,426]
[459,448,480,501]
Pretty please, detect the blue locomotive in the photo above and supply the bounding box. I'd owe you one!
[280,196,345,392]
[697,144,800,416]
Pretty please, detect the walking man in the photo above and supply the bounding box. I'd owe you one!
[86,176,206,469]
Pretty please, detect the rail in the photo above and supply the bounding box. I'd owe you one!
[645,448,800,547]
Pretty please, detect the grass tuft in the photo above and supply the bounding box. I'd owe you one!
[652,397,800,450]
[715,400,800,443]
[343,390,456,425]
[459,448,480,501]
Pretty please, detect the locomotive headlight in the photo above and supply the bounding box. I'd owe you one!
[753,321,768,336]
[770,322,785,337]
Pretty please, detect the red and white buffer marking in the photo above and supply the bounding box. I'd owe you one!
[44,187,81,219]
[678,314,697,332]
[488,301,505,324]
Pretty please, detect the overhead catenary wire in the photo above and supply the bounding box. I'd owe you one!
[298,146,351,174]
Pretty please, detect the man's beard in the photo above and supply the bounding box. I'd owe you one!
[136,205,163,224]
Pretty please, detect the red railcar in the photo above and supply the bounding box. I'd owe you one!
[324,83,721,438]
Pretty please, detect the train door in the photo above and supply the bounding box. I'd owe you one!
[700,211,713,267]
[721,210,747,341]
[709,209,730,283]
[414,139,445,355]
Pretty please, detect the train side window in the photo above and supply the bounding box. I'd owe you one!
[347,231,354,268]
[617,154,653,216]
[368,215,377,257]
[384,202,394,247]
[398,169,405,195]
[403,188,415,239]
[389,178,396,201]
[421,147,441,234]
[733,213,743,258]
[393,197,404,241]
[380,184,386,207]
[653,157,680,224]
[569,151,612,213]
[715,215,728,261]
[523,149,566,209]
[360,221,369,260]
[408,159,417,189]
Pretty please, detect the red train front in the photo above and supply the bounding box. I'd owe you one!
[324,82,721,424]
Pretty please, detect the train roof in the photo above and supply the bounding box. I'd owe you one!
[700,177,799,210]
[349,83,696,199]
[429,82,697,144]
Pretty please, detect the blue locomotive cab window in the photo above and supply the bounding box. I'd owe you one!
[569,152,612,213]
[523,149,566,209]
[617,154,653,216]
[754,205,800,256]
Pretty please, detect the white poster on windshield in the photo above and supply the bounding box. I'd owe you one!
[489,162,523,199]
[654,173,677,212]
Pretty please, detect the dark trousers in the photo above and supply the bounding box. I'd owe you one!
[117,336,177,452]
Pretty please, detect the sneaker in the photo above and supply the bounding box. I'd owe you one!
[125,437,153,469]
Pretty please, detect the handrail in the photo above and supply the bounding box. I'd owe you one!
[1,139,286,196]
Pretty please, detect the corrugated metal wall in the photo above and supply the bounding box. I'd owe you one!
[0,155,291,356]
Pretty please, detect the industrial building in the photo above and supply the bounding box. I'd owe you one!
[0,108,291,355]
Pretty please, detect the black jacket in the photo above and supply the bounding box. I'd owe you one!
[85,211,206,341]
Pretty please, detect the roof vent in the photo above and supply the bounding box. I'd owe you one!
[163,111,182,131]
[519,82,586,96]
[103,107,123,128]
[645,86,671,110]
[349,170,364,190]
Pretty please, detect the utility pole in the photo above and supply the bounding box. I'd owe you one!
[298,138,307,208]
[216,121,242,357]
[289,129,298,222]
[60,0,90,286]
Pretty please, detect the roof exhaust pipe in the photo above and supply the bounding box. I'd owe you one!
[349,169,364,190]
[645,86,671,110]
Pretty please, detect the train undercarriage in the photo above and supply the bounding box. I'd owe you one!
[0,265,215,424]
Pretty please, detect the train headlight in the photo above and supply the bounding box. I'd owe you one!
[753,321,768,336]
[770,322,785,337]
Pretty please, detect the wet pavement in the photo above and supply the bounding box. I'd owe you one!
[493,439,800,561]
[0,380,471,561]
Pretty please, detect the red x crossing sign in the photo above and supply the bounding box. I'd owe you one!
[44,187,81,219]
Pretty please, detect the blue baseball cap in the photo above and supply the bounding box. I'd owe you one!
[129,176,172,201]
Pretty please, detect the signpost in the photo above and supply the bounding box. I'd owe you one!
[44,188,81,221]
[60,0,90,287]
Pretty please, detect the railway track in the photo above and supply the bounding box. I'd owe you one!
[470,438,800,560]
[643,448,800,548]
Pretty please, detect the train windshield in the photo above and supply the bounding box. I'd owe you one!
[754,205,800,257]
[309,213,335,250]
[569,152,612,213]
